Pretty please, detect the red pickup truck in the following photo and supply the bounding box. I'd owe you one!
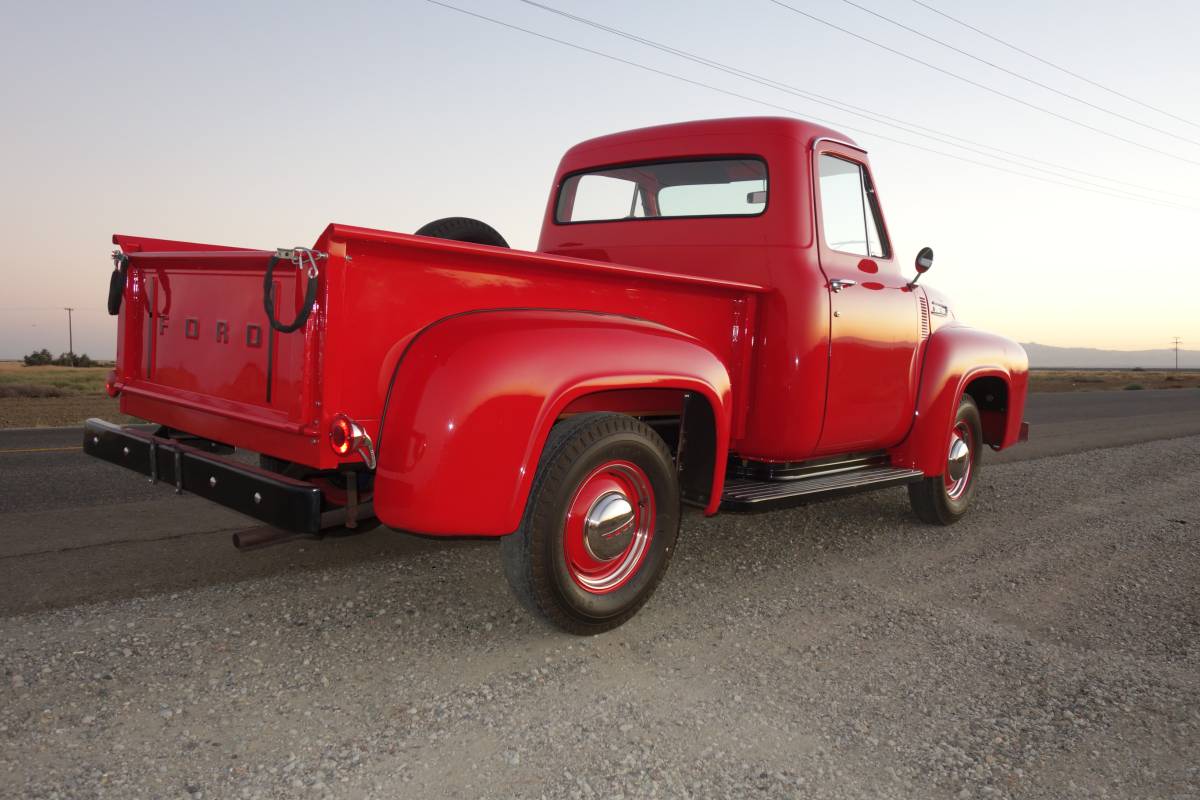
[87,116,1027,632]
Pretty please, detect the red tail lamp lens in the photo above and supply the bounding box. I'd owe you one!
[330,416,355,455]
[327,413,377,469]
[104,369,120,398]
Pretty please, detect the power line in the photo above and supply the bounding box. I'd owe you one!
[424,1,1197,212]
[516,0,1199,204]
[766,0,1200,168]
[835,0,1200,148]
[908,0,1200,132]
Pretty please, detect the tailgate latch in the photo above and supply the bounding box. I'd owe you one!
[274,247,326,279]
[264,247,328,333]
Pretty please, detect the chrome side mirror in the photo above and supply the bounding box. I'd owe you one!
[910,247,933,286]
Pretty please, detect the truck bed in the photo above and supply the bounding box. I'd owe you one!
[111,224,765,468]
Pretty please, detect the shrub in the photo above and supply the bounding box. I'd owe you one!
[23,349,53,366]
[1124,384,1144,391]
[50,352,95,367]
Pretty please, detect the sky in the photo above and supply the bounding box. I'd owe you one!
[2,0,1199,359]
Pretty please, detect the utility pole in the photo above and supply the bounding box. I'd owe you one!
[63,307,74,364]
[1171,337,1182,371]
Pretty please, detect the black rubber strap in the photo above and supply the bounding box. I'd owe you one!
[107,254,129,315]
[263,255,319,333]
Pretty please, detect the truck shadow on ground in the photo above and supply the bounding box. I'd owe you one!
[1,489,923,620]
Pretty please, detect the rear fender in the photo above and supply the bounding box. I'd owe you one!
[373,310,733,535]
[892,324,1028,476]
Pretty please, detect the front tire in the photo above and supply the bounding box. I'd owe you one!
[908,394,982,525]
[501,413,680,634]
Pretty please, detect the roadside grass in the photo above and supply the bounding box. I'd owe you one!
[0,383,65,398]
[1030,369,1200,393]
[0,361,110,395]
[0,361,137,428]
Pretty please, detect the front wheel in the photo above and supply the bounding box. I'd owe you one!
[908,394,982,525]
[501,413,680,634]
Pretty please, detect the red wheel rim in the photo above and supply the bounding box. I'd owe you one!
[562,460,655,594]
[944,421,974,500]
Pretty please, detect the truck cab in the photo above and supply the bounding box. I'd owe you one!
[86,116,1028,633]
[543,118,933,461]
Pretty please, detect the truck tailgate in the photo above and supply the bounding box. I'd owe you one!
[113,243,317,444]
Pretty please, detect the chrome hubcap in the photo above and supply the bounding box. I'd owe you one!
[947,436,970,482]
[583,491,636,561]
[945,423,973,500]
[564,460,656,594]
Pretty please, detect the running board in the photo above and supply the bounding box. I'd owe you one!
[721,464,924,511]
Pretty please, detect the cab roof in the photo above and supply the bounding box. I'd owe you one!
[557,116,858,175]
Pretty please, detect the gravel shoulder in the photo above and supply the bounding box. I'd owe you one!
[2,436,1198,799]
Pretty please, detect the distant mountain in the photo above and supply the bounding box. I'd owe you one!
[1022,342,1199,369]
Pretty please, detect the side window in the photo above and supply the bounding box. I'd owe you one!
[817,154,889,258]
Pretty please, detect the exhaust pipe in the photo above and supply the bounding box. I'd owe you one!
[232,496,380,550]
[231,526,315,551]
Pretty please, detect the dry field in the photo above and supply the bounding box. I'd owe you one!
[1030,368,1200,393]
[0,362,138,428]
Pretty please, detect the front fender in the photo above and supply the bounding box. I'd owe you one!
[373,310,733,535]
[892,324,1028,475]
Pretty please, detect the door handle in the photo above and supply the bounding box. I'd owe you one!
[830,279,857,293]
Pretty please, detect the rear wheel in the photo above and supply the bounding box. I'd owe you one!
[908,394,982,525]
[414,217,509,248]
[501,413,680,634]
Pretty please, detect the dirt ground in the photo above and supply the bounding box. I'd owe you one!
[0,395,137,429]
[3,432,1197,799]
[1029,369,1200,393]
[0,363,136,428]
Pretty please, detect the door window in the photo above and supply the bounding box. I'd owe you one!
[817,154,889,258]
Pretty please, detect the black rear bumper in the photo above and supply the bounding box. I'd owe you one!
[82,418,324,534]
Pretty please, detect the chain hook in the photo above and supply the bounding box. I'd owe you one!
[265,247,327,334]
[274,247,326,280]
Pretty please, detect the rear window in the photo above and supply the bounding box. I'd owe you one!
[555,158,768,223]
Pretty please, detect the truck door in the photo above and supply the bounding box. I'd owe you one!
[813,145,921,453]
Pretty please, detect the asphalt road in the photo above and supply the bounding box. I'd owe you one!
[1,388,1197,798]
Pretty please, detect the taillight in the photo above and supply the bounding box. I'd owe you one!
[104,369,120,398]
[330,415,355,455]
[328,414,376,468]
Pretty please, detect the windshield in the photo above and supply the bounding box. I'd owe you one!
[555,157,768,223]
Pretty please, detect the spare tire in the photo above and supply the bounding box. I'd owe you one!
[414,217,509,248]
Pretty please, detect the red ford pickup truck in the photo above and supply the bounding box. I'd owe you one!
[87,117,1027,633]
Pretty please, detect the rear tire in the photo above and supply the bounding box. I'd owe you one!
[908,394,982,525]
[414,217,509,248]
[501,413,680,634]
